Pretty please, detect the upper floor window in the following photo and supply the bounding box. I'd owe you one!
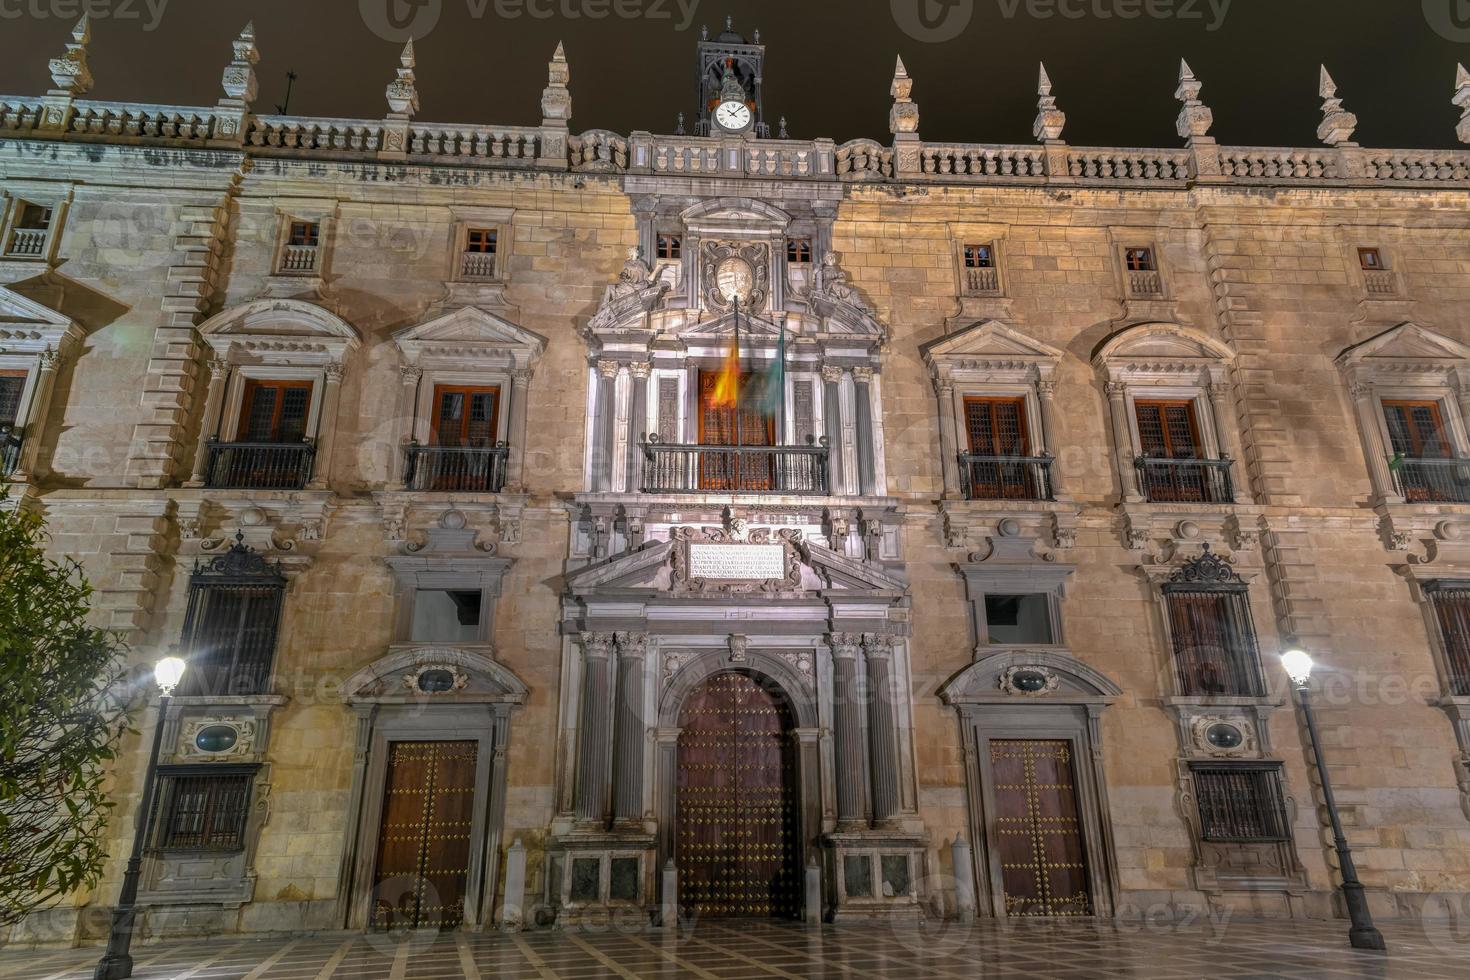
[405,384,508,494]
[961,243,1000,295]
[656,234,682,260]
[1123,246,1164,298]
[461,227,498,281]
[0,370,24,477]
[4,202,53,258]
[177,538,288,698]
[1356,247,1398,296]
[204,379,317,490]
[239,380,313,444]
[410,589,484,644]
[1162,550,1265,698]
[1133,399,1231,504]
[961,396,1049,500]
[1423,582,1470,697]
[786,238,812,264]
[983,593,1056,645]
[153,769,255,852]
[1358,247,1383,271]
[279,219,323,275]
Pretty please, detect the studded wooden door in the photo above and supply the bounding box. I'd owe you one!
[990,739,1091,917]
[371,740,478,930]
[676,671,799,919]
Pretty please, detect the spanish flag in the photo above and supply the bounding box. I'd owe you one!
[710,300,741,409]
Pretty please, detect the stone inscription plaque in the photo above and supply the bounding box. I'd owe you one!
[688,543,785,581]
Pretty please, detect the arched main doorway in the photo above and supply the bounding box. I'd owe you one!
[675,670,800,919]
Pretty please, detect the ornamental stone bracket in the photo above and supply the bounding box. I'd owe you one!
[1138,540,1257,587]
[1379,506,1470,561]
[1121,504,1263,563]
[938,500,1079,556]
[372,494,525,553]
[174,491,334,572]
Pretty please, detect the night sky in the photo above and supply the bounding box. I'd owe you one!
[0,0,1466,149]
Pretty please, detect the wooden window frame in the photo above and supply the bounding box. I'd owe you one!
[1381,399,1451,460]
[1124,247,1156,272]
[963,243,995,269]
[962,396,1031,457]
[785,237,812,265]
[465,228,498,254]
[656,234,683,260]
[1133,399,1203,459]
[429,384,503,449]
[236,379,315,444]
[1358,247,1385,271]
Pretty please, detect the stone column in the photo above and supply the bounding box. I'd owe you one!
[574,633,614,825]
[852,367,877,496]
[506,368,533,493]
[307,362,346,490]
[612,632,648,825]
[12,347,64,484]
[863,634,902,825]
[1207,380,1250,503]
[934,376,961,498]
[822,365,846,495]
[184,357,230,488]
[626,363,650,494]
[1036,379,1069,499]
[391,365,422,489]
[1351,381,1399,502]
[830,633,870,829]
[1106,381,1143,502]
[593,360,619,492]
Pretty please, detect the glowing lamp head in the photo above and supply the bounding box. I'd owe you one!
[1281,649,1313,688]
[154,656,187,695]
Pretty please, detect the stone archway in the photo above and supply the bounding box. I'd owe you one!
[674,670,801,919]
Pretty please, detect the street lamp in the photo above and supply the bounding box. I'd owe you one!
[94,656,187,980]
[1281,649,1386,952]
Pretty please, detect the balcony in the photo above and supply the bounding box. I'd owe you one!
[0,424,22,477]
[963,266,999,295]
[641,437,830,495]
[203,440,315,490]
[4,228,46,258]
[1136,456,1234,504]
[460,251,497,280]
[958,454,1054,501]
[405,443,509,493]
[1127,269,1163,297]
[1390,456,1470,504]
[279,244,320,274]
[1363,269,1398,295]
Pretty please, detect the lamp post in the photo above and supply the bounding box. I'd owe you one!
[94,656,187,980]
[1281,649,1386,952]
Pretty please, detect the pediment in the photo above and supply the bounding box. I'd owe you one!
[923,320,1063,368]
[395,307,547,369]
[938,650,1122,706]
[681,310,785,341]
[198,299,360,362]
[1337,322,1470,368]
[0,285,79,354]
[681,197,791,233]
[1093,322,1233,367]
[341,645,529,705]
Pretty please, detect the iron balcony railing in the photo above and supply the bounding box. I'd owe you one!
[959,454,1054,501]
[1136,456,1234,504]
[203,440,315,490]
[0,424,23,477]
[405,443,509,493]
[1390,456,1470,504]
[642,436,830,495]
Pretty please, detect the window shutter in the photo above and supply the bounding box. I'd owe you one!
[964,400,994,455]
[657,378,679,443]
[242,386,279,442]
[794,379,814,444]
[467,391,500,447]
[278,387,310,443]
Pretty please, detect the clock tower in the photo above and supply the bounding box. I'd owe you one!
[696,16,767,137]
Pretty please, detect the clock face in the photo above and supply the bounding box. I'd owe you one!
[715,100,753,132]
[715,257,755,303]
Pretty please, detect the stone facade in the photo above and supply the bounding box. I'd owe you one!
[3,19,1470,942]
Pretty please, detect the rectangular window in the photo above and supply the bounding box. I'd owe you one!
[1163,589,1264,697]
[962,397,1045,499]
[696,370,775,491]
[656,234,682,260]
[431,385,501,449]
[0,370,26,427]
[238,380,313,444]
[1191,765,1289,842]
[1358,247,1383,271]
[1382,400,1450,460]
[786,238,812,264]
[155,770,255,851]
[984,594,1054,645]
[963,244,995,269]
[466,228,497,254]
[410,589,483,644]
[1125,247,1156,271]
[179,582,286,697]
[1425,583,1470,696]
[1135,400,1200,459]
[964,397,1029,457]
[288,221,320,248]
[5,202,52,257]
[461,228,498,279]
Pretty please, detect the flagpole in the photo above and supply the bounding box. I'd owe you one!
[777,320,787,447]
[733,296,742,449]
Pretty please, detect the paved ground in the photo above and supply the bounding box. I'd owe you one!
[0,917,1466,980]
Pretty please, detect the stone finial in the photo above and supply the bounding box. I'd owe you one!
[48,15,94,96]
[1033,62,1066,142]
[541,41,572,123]
[220,22,260,106]
[1317,65,1358,146]
[385,39,419,118]
[1175,58,1213,140]
[1455,64,1470,144]
[889,55,919,136]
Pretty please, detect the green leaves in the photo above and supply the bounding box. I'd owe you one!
[0,483,137,926]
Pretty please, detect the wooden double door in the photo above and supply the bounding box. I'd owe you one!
[675,672,799,919]
[990,739,1091,917]
[371,740,478,930]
